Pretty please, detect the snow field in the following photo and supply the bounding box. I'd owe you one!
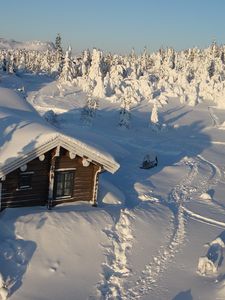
[1,73,225,299]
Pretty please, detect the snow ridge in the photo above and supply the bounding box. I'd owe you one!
[97,209,134,300]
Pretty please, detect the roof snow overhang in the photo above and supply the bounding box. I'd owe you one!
[0,133,120,178]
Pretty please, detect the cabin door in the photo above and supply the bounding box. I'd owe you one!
[54,171,74,199]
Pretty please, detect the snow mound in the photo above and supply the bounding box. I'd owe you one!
[0,287,8,300]
[138,194,159,202]
[0,275,7,300]
[100,179,125,205]
[200,192,212,201]
[197,237,225,276]
[197,256,217,276]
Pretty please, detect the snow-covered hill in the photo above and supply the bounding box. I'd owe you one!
[0,38,55,51]
[1,72,225,300]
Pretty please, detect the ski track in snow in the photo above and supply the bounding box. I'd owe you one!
[183,155,225,228]
[125,155,223,299]
[124,158,197,299]
[97,209,134,300]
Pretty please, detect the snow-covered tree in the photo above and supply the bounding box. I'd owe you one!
[118,86,133,129]
[59,46,75,83]
[81,95,98,126]
[208,60,215,79]
[1,56,8,72]
[55,33,63,73]
[43,110,58,125]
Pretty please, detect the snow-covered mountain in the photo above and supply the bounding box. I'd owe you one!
[0,38,55,51]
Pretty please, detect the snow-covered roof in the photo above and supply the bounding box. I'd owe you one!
[0,87,120,177]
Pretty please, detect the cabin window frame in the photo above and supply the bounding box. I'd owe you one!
[54,169,75,199]
[17,171,34,191]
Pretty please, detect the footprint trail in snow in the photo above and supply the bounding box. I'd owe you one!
[97,209,134,300]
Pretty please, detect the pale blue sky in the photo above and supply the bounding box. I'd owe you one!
[1,0,225,54]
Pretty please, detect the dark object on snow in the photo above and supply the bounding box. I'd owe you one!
[140,154,158,169]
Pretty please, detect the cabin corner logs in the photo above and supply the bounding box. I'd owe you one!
[1,147,102,209]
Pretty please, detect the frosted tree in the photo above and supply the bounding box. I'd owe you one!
[188,83,200,106]
[43,110,58,125]
[55,33,63,73]
[81,94,98,126]
[88,49,106,97]
[208,60,215,79]
[118,86,132,129]
[40,50,52,73]
[130,48,136,64]
[93,75,105,98]
[186,68,195,83]
[8,53,17,74]
[1,56,8,72]
[220,51,225,64]
[109,63,126,93]
[17,52,26,72]
[166,48,176,70]
[81,49,91,76]
[104,72,113,96]
[59,46,75,83]
[140,47,148,72]
[89,48,103,80]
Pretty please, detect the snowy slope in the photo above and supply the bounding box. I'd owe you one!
[0,82,119,177]
[1,73,225,300]
[0,38,55,51]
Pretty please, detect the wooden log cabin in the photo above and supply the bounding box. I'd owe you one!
[0,87,119,209]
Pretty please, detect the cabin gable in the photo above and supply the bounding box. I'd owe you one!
[1,147,101,209]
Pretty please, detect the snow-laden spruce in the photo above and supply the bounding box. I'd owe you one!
[2,40,225,108]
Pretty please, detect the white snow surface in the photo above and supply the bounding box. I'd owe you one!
[1,73,225,299]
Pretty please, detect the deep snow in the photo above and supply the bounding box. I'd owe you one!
[0,72,225,299]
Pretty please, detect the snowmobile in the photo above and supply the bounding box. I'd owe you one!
[140,154,158,169]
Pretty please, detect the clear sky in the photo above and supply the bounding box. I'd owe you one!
[1,0,225,54]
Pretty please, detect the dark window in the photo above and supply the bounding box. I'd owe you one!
[54,171,74,198]
[19,173,33,190]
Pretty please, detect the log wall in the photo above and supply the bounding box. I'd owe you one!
[1,147,100,208]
